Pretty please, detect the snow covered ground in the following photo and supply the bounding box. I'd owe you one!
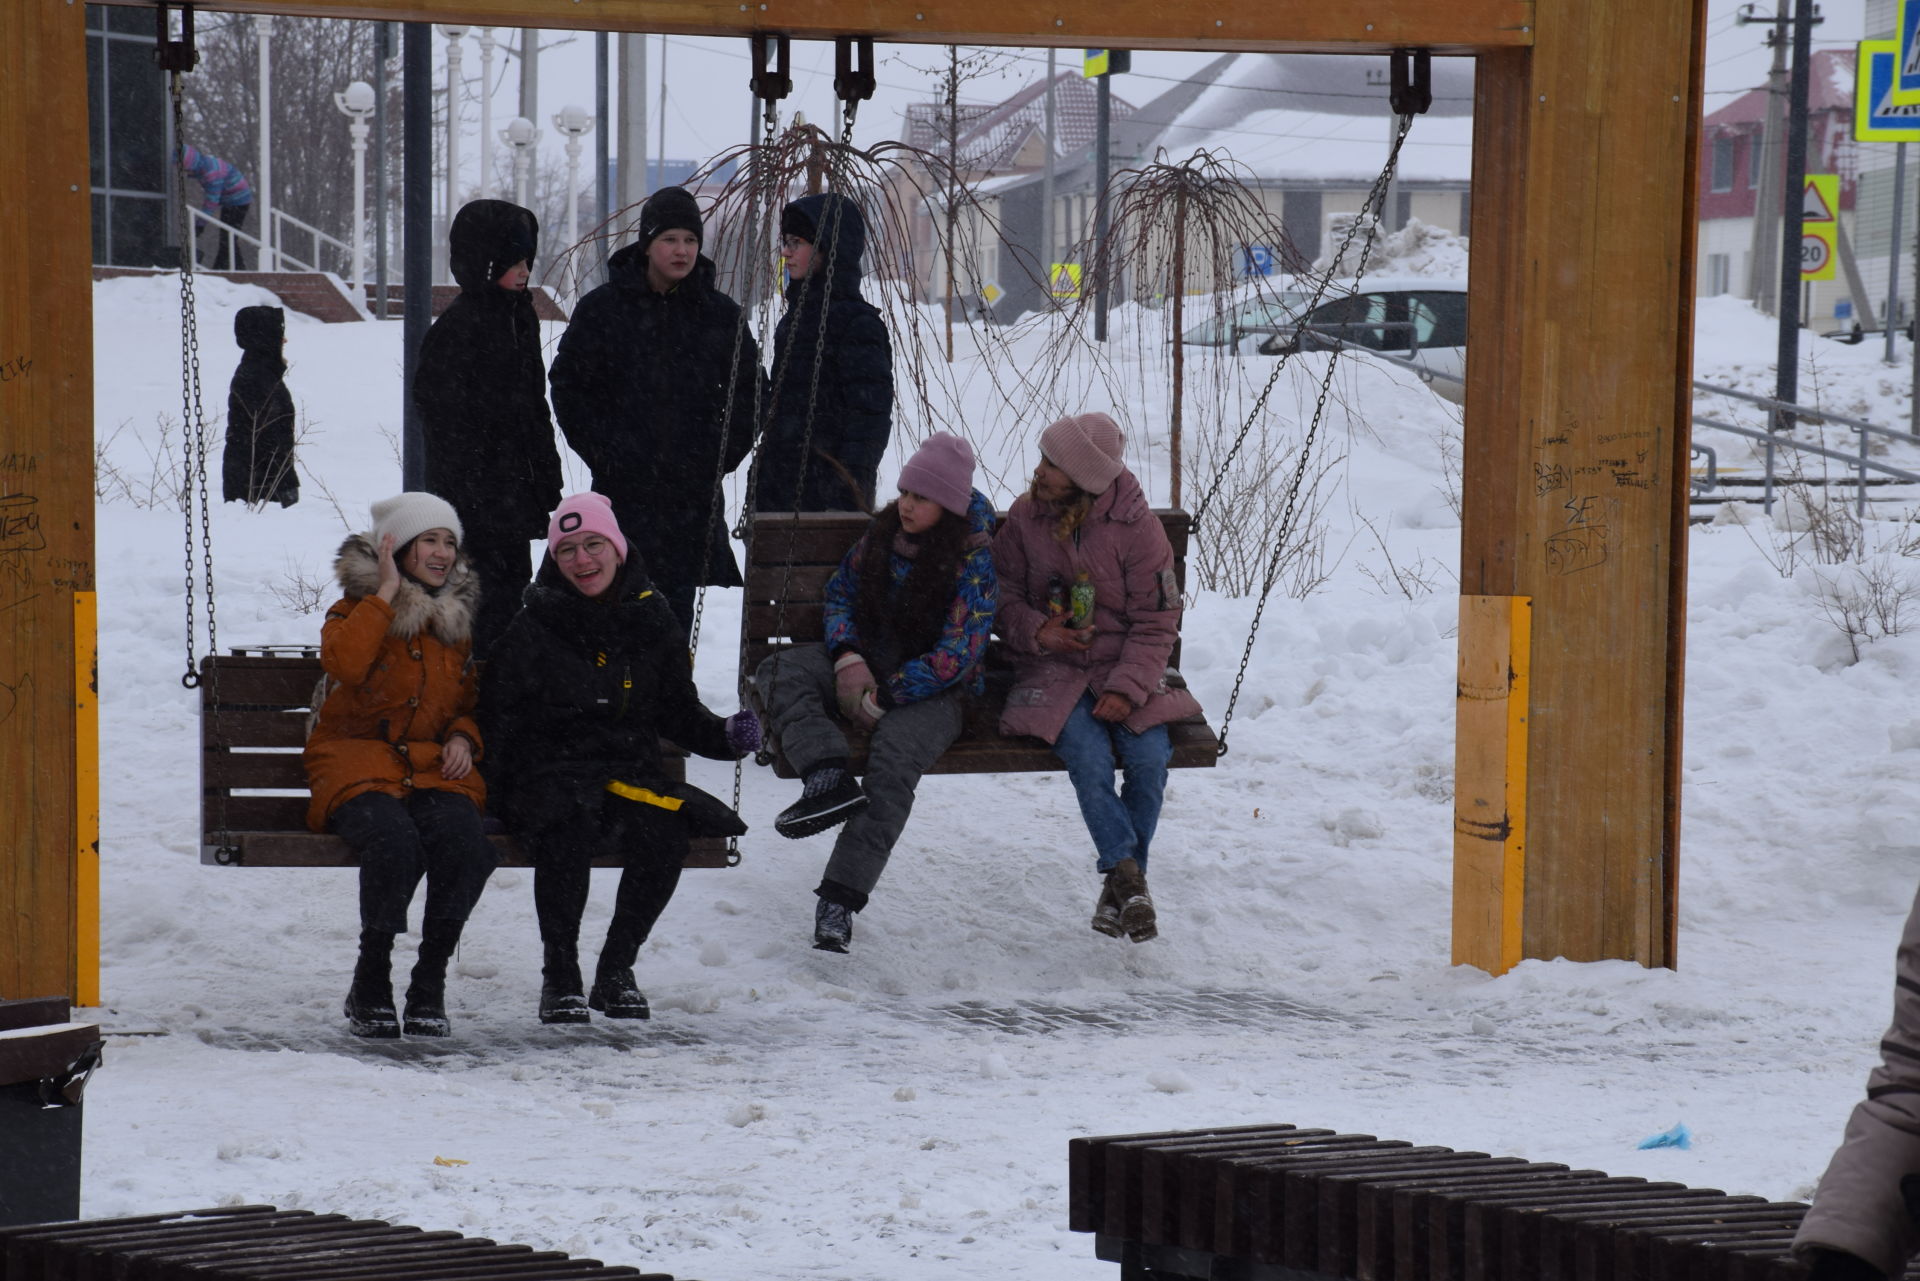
[76,272,1920,1279]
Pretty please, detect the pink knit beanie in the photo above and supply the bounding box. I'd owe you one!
[547,492,629,561]
[1039,412,1126,495]
[896,432,976,517]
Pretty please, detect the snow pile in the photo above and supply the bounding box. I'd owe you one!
[77,275,1920,1278]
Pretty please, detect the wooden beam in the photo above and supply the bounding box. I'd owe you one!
[89,0,1533,53]
[1456,2,1703,971]
[1,0,94,1002]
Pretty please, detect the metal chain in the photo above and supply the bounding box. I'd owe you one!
[1211,114,1414,757]
[173,72,215,689]
[1190,118,1414,542]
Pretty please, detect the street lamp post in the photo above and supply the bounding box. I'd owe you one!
[255,15,274,269]
[502,116,538,209]
[439,25,467,282]
[335,80,376,306]
[477,27,496,198]
[553,104,593,304]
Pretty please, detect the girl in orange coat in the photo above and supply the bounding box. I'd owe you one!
[305,492,497,1039]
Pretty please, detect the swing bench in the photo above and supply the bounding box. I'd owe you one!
[196,650,734,868]
[739,509,1220,778]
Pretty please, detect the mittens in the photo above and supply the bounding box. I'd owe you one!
[725,710,762,755]
[833,652,875,722]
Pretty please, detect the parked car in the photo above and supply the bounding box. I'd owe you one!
[1180,291,1314,347]
[1253,276,1468,403]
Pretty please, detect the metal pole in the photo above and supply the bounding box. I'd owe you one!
[657,34,668,184]
[1094,69,1110,343]
[1773,0,1813,423]
[618,33,648,213]
[374,22,390,317]
[595,32,609,281]
[1912,205,1920,437]
[404,22,431,490]
[443,27,465,283]
[478,28,495,199]
[564,129,582,303]
[519,28,539,121]
[1747,27,1786,309]
[348,114,368,301]
[1042,49,1055,302]
[1887,142,1905,367]
[256,15,274,270]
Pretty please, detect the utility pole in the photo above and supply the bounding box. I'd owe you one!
[374,21,390,317]
[617,34,648,219]
[1740,14,1786,310]
[518,28,539,122]
[1094,70,1110,341]
[403,21,431,489]
[1042,50,1056,304]
[657,34,668,185]
[595,32,608,284]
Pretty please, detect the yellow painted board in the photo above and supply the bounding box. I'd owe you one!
[74,592,99,1008]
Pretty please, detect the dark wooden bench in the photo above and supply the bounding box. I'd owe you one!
[199,651,730,868]
[740,509,1219,778]
[0,1204,689,1278]
[1070,1122,1818,1281]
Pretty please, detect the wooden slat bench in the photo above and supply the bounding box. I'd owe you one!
[1069,1122,1818,1281]
[0,1204,688,1278]
[199,651,730,869]
[740,509,1219,778]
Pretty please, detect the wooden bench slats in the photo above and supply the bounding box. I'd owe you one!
[1071,1124,1815,1281]
[208,708,315,749]
[743,563,839,601]
[199,658,326,706]
[0,1207,665,1279]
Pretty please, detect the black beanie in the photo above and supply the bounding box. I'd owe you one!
[638,186,703,248]
[780,202,816,244]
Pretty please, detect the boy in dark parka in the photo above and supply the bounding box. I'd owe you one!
[413,198,564,657]
[753,191,894,515]
[222,305,299,508]
[547,186,764,638]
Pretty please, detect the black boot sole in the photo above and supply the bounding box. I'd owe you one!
[539,996,591,1025]
[812,935,851,954]
[587,996,651,1020]
[775,794,870,840]
[403,1007,450,1037]
[344,995,399,1039]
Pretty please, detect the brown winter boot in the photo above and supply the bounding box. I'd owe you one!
[1090,878,1125,938]
[1105,858,1157,943]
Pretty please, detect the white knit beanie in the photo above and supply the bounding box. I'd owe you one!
[370,492,463,552]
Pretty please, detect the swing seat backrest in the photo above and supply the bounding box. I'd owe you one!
[196,651,733,868]
[740,510,1218,778]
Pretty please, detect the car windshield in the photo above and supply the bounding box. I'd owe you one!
[1181,293,1311,346]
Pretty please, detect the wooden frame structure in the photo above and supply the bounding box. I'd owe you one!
[0,0,1702,1000]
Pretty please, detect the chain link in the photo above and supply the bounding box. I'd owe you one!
[1211,114,1414,757]
[174,72,215,690]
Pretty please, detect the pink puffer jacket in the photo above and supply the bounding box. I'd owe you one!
[991,468,1203,745]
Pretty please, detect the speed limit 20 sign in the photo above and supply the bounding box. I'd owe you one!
[1801,173,1839,282]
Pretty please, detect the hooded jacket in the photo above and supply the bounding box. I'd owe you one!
[1795,876,1920,1277]
[477,553,738,835]
[303,535,486,830]
[223,305,299,507]
[991,469,1204,744]
[414,200,563,541]
[547,246,763,589]
[754,193,894,515]
[820,489,997,706]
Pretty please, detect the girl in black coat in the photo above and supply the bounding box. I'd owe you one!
[753,192,894,515]
[414,199,564,657]
[479,493,760,1025]
[547,186,765,638]
[222,305,299,507]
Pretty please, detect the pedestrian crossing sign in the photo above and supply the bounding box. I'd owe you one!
[1896,0,1920,104]
[1049,262,1082,299]
[1856,41,1920,141]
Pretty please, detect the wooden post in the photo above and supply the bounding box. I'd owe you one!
[1454,1,1704,972]
[1,0,96,1002]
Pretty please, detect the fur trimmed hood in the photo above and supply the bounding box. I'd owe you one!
[333,533,481,644]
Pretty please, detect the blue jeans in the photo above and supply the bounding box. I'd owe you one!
[1052,692,1173,873]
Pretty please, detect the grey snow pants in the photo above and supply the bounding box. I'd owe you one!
[755,643,964,901]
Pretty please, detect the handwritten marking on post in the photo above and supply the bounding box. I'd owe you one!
[0,492,45,555]
[0,355,31,384]
[1546,526,1609,576]
[1533,462,1568,496]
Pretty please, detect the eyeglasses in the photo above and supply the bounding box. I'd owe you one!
[554,536,613,562]
[779,235,811,252]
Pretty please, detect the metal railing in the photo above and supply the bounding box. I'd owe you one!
[185,205,356,286]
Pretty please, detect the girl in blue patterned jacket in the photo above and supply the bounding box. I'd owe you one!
[754,433,997,952]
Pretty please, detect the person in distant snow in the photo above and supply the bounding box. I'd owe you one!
[177,144,254,270]
[222,304,299,508]
[991,413,1202,945]
[413,199,564,658]
[304,492,499,1041]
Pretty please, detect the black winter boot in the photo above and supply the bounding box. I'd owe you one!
[813,899,854,953]
[344,928,399,1038]
[539,940,590,1025]
[403,918,463,1037]
[775,763,868,839]
[1105,858,1157,943]
[588,968,651,1019]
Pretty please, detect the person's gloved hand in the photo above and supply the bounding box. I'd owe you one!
[854,688,886,731]
[724,710,762,756]
[833,653,875,722]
